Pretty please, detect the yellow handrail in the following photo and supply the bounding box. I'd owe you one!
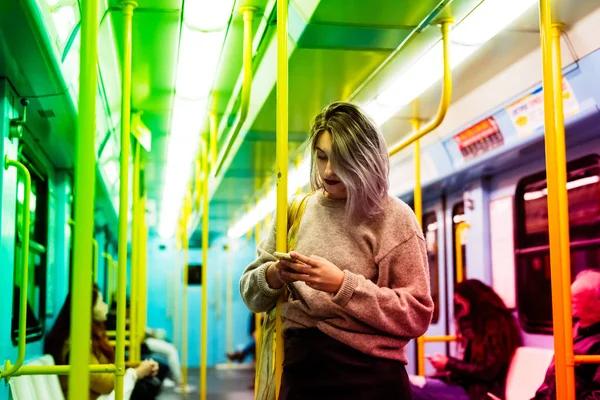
[388,20,453,157]
[115,2,137,399]
[455,222,470,284]
[274,0,289,397]
[67,0,99,394]
[214,6,257,175]
[1,158,31,379]
[92,239,99,284]
[254,221,262,396]
[138,195,148,358]
[101,252,115,306]
[13,365,117,377]
[391,20,452,379]
[181,192,192,389]
[130,140,141,363]
[201,137,210,400]
[574,355,600,364]
[539,0,577,395]
[417,335,457,376]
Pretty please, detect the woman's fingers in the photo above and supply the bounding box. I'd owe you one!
[279,259,312,274]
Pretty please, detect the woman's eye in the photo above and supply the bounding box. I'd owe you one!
[317,154,327,161]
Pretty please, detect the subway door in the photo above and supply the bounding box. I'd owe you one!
[411,201,450,376]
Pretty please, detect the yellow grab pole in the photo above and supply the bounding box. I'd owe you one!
[215,6,256,175]
[254,220,262,396]
[201,138,210,400]
[574,355,600,364]
[455,222,470,283]
[173,230,181,351]
[1,159,31,379]
[138,194,148,352]
[92,239,99,284]
[539,1,576,396]
[411,99,422,226]
[181,195,191,389]
[275,0,288,397]
[226,244,233,362]
[65,0,99,394]
[115,2,137,399]
[129,140,141,363]
[209,113,218,168]
[388,21,452,157]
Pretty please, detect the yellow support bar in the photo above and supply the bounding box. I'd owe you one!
[275,0,288,397]
[417,335,457,376]
[1,158,31,379]
[115,2,137,399]
[130,140,141,363]
[209,113,218,168]
[92,239,99,284]
[455,222,470,283]
[226,244,233,364]
[102,253,115,306]
[215,6,257,175]
[254,220,262,396]
[138,195,148,355]
[539,1,576,397]
[574,355,600,364]
[201,137,210,400]
[411,99,422,226]
[67,0,99,394]
[388,20,453,157]
[181,193,192,389]
[13,365,117,377]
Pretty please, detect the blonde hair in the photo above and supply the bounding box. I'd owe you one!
[309,102,389,219]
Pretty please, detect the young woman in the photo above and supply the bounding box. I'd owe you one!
[240,102,434,399]
[411,279,522,400]
[44,284,159,400]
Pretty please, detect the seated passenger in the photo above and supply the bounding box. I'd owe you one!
[532,269,600,399]
[226,313,259,363]
[45,284,160,400]
[106,299,195,394]
[410,279,522,400]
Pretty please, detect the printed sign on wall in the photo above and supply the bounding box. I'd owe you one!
[505,77,580,138]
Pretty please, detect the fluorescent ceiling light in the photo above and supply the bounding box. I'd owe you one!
[52,6,76,45]
[227,158,311,239]
[366,0,536,126]
[184,0,235,31]
[176,27,226,99]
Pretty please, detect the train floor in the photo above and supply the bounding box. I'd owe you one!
[158,365,255,400]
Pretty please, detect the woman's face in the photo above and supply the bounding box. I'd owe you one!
[93,292,109,323]
[315,130,347,200]
[454,293,470,319]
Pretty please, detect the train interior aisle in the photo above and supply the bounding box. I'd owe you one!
[1,0,600,399]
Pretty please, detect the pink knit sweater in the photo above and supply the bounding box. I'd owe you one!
[240,191,433,363]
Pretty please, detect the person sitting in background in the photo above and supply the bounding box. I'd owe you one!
[226,313,260,363]
[532,269,600,399]
[44,284,159,400]
[410,279,522,400]
[106,299,195,394]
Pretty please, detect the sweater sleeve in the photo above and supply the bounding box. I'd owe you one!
[330,231,434,339]
[239,220,285,313]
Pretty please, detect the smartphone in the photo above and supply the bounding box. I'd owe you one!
[273,251,294,262]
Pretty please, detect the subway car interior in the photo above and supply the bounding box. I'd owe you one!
[1,0,600,399]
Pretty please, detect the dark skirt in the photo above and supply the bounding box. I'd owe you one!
[279,328,412,400]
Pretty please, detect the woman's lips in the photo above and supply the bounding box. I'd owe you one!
[324,179,340,186]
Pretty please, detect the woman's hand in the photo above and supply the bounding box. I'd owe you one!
[279,252,344,294]
[426,353,449,370]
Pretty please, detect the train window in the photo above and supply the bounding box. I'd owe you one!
[423,212,440,324]
[515,155,600,333]
[12,154,48,345]
[452,202,467,283]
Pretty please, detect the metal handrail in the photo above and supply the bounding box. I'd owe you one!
[417,335,457,376]
[274,1,289,397]
[115,2,138,399]
[214,6,257,175]
[515,238,600,255]
[455,222,470,284]
[1,157,32,379]
[388,20,453,156]
[200,136,210,400]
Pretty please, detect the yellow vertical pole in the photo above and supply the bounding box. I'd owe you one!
[92,239,99,284]
[275,0,288,397]
[209,113,218,172]
[411,101,425,377]
[115,2,137,399]
[455,222,470,284]
[539,1,575,398]
[254,221,262,397]
[226,244,233,360]
[181,194,191,389]
[201,138,210,400]
[173,229,181,351]
[138,190,147,351]
[67,0,98,394]
[130,141,141,363]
